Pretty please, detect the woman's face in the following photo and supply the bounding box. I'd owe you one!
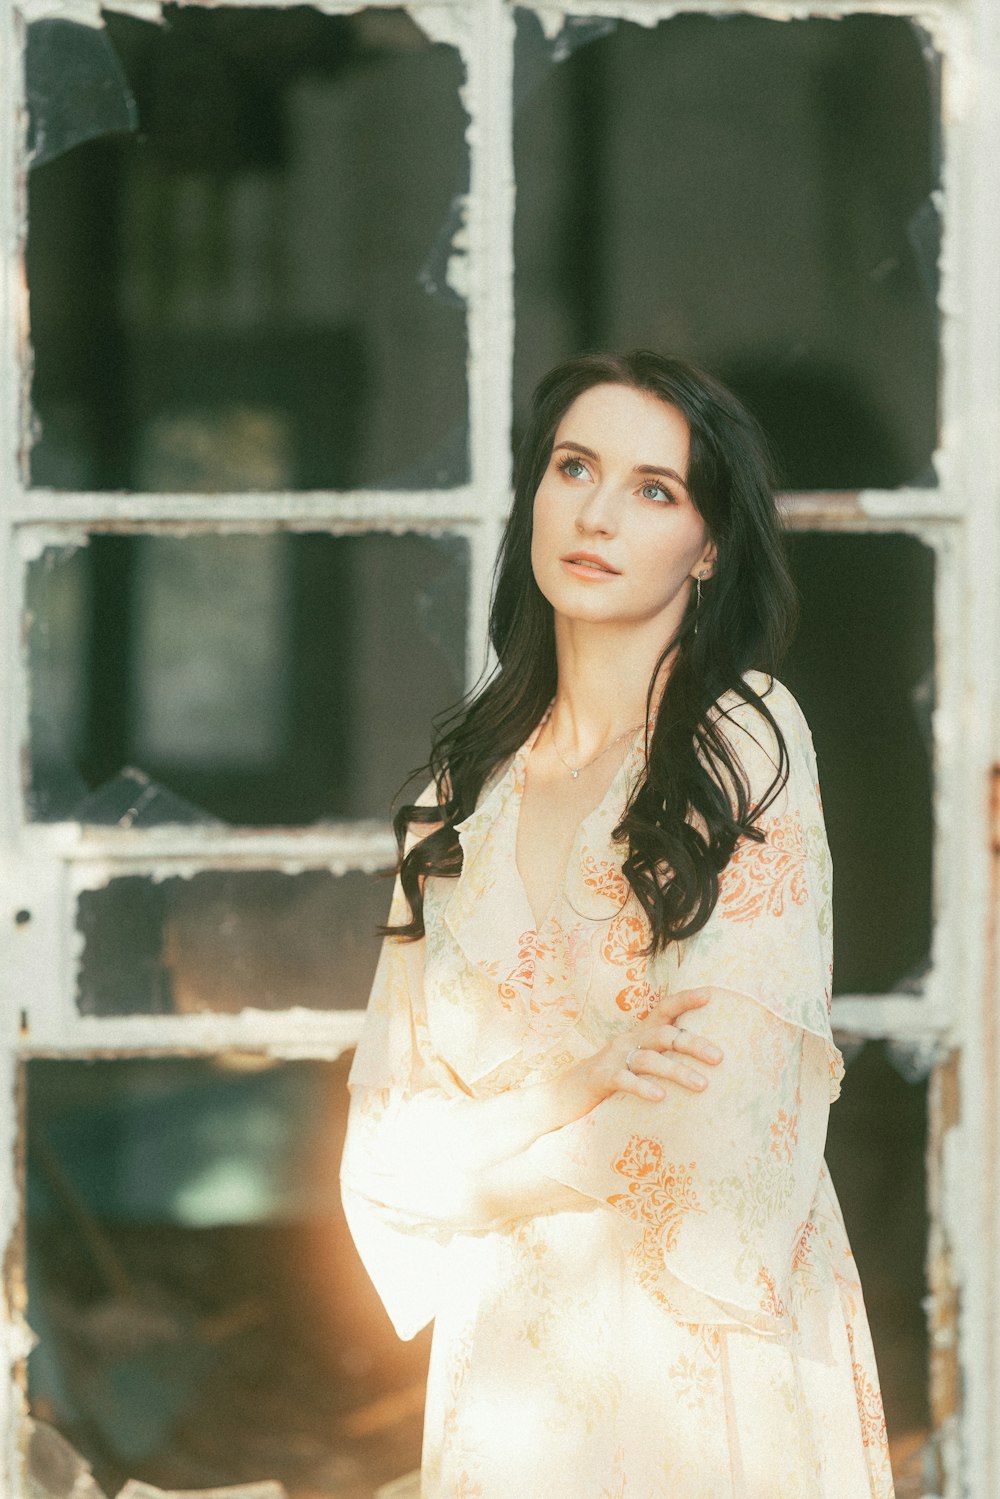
[531,382,716,635]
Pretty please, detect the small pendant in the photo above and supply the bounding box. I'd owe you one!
[570,768,579,779]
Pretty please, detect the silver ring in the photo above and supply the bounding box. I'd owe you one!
[625,1047,642,1073]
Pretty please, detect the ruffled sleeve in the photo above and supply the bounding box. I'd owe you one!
[340,786,472,1340]
[526,677,842,1334]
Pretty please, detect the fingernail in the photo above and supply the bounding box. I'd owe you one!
[650,1087,665,1101]
[693,1076,707,1089]
[705,1045,722,1061]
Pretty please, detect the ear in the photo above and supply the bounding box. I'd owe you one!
[693,540,717,580]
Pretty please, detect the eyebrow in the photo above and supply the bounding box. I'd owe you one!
[554,440,690,494]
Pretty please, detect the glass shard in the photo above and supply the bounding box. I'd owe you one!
[25,19,138,170]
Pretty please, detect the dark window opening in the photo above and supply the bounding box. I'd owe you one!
[784,532,935,995]
[76,870,389,1016]
[514,13,940,490]
[26,7,469,492]
[27,531,468,825]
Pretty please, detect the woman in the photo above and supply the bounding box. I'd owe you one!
[340,352,894,1498]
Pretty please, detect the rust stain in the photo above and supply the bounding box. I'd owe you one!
[2,1061,27,1325]
[927,1051,960,1454]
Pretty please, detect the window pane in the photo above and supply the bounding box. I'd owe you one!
[27,8,469,492]
[784,533,934,994]
[76,870,389,1016]
[27,532,468,824]
[26,1056,428,1495]
[515,13,939,489]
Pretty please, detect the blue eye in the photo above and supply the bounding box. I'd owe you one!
[557,456,588,479]
[640,481,673,503]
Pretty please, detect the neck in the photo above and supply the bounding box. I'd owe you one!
[548,616,673,760]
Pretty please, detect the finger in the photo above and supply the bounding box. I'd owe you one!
[637,1021,722,1066]
[641,1023,701,1055]
[652,989,711,1024]
[615,1066,665,1103]
[638,1053,709,1092]
[669,1029,723,1065]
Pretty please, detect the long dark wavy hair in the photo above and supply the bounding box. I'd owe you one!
[387,351,798,952]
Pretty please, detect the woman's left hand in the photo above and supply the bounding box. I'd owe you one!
[550,989,723,1119]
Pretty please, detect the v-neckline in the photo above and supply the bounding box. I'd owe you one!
[511,719,644,934]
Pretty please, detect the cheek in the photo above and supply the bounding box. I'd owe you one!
[530,489,556,561]
[529,496,548,580]
[634,522,706,592]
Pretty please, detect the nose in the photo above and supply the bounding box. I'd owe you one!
[574,480,619,538]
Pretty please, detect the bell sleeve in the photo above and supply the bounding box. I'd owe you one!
[341,812,506,1337]
[526,679,843,1334]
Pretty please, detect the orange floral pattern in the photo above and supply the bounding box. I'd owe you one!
[607,1135,703,1281]
[601,911,659,1016]
[791,1218,818,1271]
[769,1105,799,1163]
[848,1323,889,1451]
[497,926,581,1032]
[757,1263,788,1319]
[581,851,630,906]
[718,811,809,922]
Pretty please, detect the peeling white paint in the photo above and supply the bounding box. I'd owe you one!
[526,1,952,22]
[445,197,470,303]
[19,0,164,21]
[13,489,487,530]
[17,0,105,26]
[405,1,468,49]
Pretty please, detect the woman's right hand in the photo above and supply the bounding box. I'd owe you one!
[554,990,723,1120]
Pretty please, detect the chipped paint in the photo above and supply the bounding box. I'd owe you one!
[527,1,952,26]
[404,1,468,50]
[925,1049,962,1493]
[20,0,163,20]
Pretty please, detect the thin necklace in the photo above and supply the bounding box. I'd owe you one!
[549,720,642,780]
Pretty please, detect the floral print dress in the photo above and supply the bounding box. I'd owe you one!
[340,674,895,1498]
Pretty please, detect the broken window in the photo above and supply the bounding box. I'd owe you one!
[27,531,469,824]
[76,870,390,1016]
[26,8,470,492]
[514,12,940,489]
[5,2,985,1497]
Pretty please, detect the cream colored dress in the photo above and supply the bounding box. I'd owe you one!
[340,674,895,1498]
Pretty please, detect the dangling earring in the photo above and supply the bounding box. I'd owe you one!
[694,572,704,635]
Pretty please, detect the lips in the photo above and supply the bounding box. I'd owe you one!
[561,551,620,575]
